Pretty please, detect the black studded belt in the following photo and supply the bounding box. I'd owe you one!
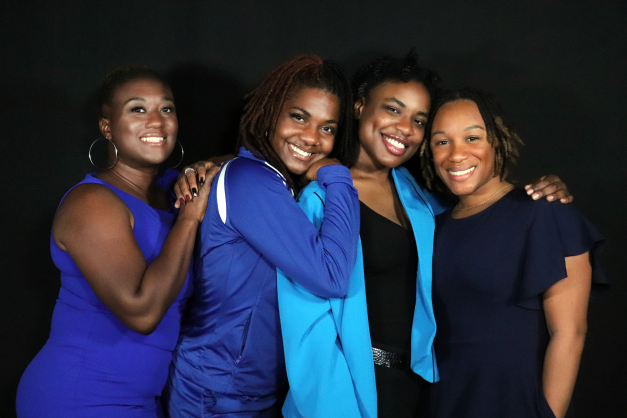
[372,346,408,370]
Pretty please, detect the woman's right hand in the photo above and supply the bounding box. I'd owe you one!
[304,158,342,181]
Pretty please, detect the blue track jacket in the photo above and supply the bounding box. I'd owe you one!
[278,167,447,418]
[166,148,360,416]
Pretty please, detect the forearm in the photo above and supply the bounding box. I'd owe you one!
[542,331,586,418]
[122,216,199,333]
[293,167,359,297]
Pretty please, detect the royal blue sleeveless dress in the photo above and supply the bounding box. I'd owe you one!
[16,171,193,418]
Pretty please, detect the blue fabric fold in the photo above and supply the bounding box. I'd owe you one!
[278,166,441,418]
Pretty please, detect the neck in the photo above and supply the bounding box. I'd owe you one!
[350,150,393,184]
[454,178,513,216]
[99,163,160,200]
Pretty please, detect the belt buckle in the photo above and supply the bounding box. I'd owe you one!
[372,346,406,369]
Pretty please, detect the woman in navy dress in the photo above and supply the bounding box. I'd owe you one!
[16,66,219,417]
[420,89,606,418]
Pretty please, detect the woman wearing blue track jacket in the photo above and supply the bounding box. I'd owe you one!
[164,55,359,418]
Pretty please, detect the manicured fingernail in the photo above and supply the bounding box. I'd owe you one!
[547,195,555,201]
[526,188,534,195]
[179,198,186,206]
[532,193,540,200]
[192,187,198,197]
[185,194,191,202]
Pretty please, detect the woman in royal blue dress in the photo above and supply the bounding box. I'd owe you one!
[420,89,606,418]
[16,66,219,418]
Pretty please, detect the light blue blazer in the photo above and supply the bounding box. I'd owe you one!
[278,167,445,418]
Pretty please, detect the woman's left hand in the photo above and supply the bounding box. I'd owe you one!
[174,160,224,208]
[525,174,573,203]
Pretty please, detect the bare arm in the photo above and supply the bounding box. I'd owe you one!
[525,174,574,203]
[53,168,218,334]
[542,252,592,418]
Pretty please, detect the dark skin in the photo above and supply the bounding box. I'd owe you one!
[54,78,220,334]
[175,82,573,209]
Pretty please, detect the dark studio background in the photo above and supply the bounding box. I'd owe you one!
[1,1,625,416]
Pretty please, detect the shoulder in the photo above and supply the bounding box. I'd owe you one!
[504,188,594,235]
[506,188,581,220]
[224,157,289,190]
[56,181,130,225]
[53,181,132,246]
[156,168,180,191]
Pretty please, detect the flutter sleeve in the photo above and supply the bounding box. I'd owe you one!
[517,201,606,310]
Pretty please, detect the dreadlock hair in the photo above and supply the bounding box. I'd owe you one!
[237,54,353,194]
[98,65,169,117]
[337,48,441,167]
[419,88,524,193]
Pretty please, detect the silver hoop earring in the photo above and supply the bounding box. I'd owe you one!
[168,140,184,169]
[89,137,118,170]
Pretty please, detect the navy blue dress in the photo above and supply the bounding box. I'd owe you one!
[428,188,605,418]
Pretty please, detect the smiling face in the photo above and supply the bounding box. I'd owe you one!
[430,100,502,198]
[354,81,431,170]
[270,87,339,175]
[99,78,178,169]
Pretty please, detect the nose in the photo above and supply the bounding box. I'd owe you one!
[449,142,468,162]
[396,116,413,136]
[146,110,164,128]
[299,124,320,146]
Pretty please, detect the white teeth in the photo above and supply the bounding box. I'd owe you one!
[289,143,312,157]
[385,136,406,149]
[450,167,475,176]
[141,137,165,143]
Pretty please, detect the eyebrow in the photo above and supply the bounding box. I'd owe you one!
[384,97,429,118]
[124,96,174,105]
[292,107,338,124]
[431,125,485,136]
[464,125,485,131]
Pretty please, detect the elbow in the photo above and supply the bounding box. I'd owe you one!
[314,271,351,299]
[548,325,588,344]
[117,312,163,335]
[323,284,349,299]
[125,318,160,335]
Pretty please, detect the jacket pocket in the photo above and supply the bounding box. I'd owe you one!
[236,312,253,364]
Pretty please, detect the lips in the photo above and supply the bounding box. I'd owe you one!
[449,166,475,177]
[288,143,314,160]
[382,133,408,156]
[140,136,166,143]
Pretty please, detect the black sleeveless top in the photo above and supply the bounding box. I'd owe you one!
[359,201,418,351]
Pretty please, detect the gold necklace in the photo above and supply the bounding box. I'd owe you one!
[454,183,514,212]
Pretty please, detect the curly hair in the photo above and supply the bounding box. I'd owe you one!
[419,88,524,193]
[237,54,353,193]
[337,48,440,167]
[98,65,169,117]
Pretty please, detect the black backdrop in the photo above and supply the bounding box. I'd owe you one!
[2,1,625,416]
